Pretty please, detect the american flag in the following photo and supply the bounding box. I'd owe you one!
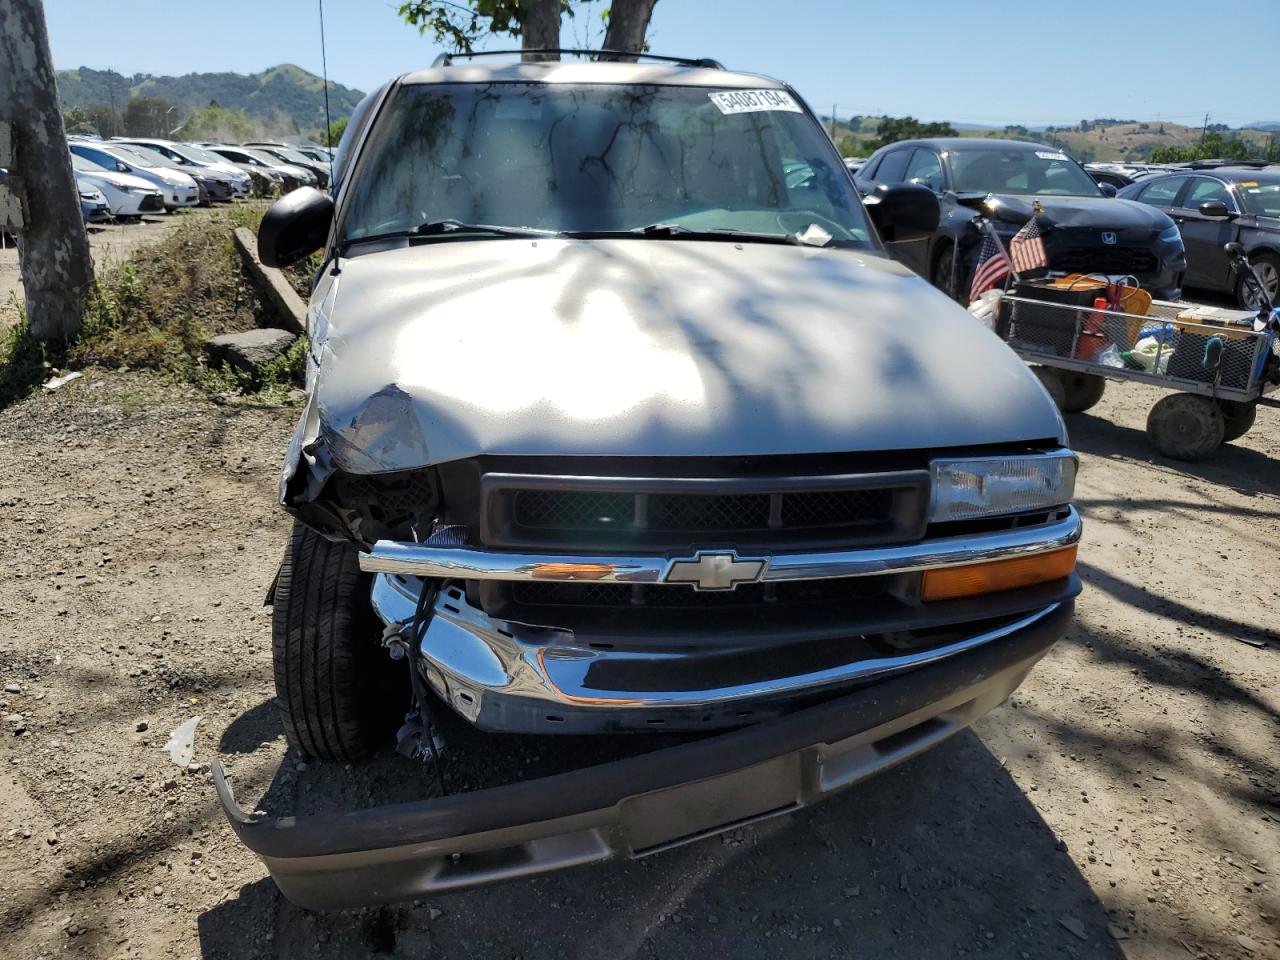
[1009,217,1048,274]
[969,229,1011,301]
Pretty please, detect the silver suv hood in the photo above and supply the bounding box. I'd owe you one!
[291,238,1065,477]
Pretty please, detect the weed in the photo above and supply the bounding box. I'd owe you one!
[0,304,64,411]
[3,208,308,410]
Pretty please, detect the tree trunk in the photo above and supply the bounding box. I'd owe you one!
[602,0,657,58]
[0,0,94,341]
[521,0,561,61]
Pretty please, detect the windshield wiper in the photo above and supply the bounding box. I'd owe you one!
[565,223,801,245]
[411,219,558,239]
[341,220,557,253]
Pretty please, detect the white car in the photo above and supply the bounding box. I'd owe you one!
[114,138,253,201]
[75,179,110,223]
[68,140,200,210]
[71,153,165,217]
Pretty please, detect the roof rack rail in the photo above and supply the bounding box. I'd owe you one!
[430,48,724,69]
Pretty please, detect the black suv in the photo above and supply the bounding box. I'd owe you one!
[856,138,1187,300]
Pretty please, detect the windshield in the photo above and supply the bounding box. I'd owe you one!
[342,82,872,247]
[273,147,315,165]
[1238,180,1280,217]
[178,143,225,165]
[112,144,177,169]
[70,153,102,173]
[947,148,1101,197]
[243,148,287,167]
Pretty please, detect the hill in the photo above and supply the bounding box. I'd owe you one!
[55,64,364,135]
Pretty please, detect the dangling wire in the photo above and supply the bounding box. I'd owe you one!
[318,0,333,146]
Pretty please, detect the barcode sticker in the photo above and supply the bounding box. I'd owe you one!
[708,90,802,115]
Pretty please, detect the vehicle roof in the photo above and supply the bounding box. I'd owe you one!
[398,60,782,90]
[879,138,1062,152]
[1138,167,1280,185]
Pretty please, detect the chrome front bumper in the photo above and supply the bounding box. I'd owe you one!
[365,509,1082,733]
[360,507,1082,585]
[215,599,1073,908]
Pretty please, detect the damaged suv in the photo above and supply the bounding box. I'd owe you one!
[214,52,1082,908]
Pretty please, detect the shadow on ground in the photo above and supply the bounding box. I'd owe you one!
[198,728,1121,960]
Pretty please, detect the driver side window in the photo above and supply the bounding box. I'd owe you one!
[1183,177,1234,210]
[904,149,943,191]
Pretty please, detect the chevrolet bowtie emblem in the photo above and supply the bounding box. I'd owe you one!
[664,551,768,591]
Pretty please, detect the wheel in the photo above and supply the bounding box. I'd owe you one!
[1060,372,1107,413]
[272,521,406,761]
[1031,366,1066,410]
[1146,393,1225,461]
[1218,399,1258,443]
[1237,251,1279,310]
[931,243,956,300]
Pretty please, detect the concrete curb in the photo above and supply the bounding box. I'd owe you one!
[233,226,306,334]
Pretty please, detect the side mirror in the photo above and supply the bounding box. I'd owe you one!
[1098,182,1118,198]
[864,183,940,243]
[257,186,334,268]
[1198,199,1233,219]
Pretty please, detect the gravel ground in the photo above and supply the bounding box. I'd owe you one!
[0,368,1276,960]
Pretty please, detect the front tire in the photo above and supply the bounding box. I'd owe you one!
[1237,252,1279,310]
[931,242,956,300]
[272,521,406,762]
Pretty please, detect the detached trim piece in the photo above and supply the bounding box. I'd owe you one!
[213,600,1072,909]
[359,507,1081,584]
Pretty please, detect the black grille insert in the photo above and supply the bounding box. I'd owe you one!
[1053,246,1158,276]
[486,472,929,550]
[510,576,888,609]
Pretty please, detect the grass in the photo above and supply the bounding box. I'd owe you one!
[0,207,308,412]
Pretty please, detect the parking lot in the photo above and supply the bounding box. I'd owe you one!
[0,368,1275,960]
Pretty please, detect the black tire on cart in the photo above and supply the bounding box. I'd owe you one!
[1060,372,1107,413]
[272,520,406,762]
[1146,393,1225,461]
[1218,399,1258,443]
[1031,366,1066,410]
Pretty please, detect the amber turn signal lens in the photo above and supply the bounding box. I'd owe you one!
[921,546,1077,602]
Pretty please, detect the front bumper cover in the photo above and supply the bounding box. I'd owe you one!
[214,598,1072,909]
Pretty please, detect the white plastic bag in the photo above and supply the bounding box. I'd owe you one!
[1132,336,1171,374]
[966,289,1003,331]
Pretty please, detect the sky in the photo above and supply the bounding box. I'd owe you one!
[43,0,1280,127]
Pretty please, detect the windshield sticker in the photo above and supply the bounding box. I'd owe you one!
[1240,181,1259,188]
[708,90,802,115]
[1035,150,1069,161]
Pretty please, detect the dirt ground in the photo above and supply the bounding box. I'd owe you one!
[0,365,1276,960]
[1,215,194,330]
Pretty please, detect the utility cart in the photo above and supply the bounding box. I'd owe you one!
[993,246,1280,461]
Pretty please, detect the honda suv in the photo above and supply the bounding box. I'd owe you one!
[214,52,1082,909]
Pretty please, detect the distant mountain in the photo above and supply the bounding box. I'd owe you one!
[1248,121,1280,131]
[55,64,364,133]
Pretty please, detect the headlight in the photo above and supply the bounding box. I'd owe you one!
[1158,224,1182,243]
[929,451,1076,523]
